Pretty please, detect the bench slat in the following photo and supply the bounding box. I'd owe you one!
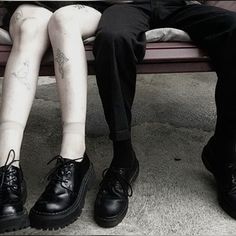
[0,42,213,76]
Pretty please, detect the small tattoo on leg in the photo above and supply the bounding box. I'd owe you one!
[11,60,31,90]
[13,9,23,23]
[55,49,69,79]
[74,5,86,10]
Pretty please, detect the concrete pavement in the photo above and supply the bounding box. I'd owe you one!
[2,72,236,235]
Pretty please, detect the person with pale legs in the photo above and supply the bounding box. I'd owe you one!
[0,2,102,232]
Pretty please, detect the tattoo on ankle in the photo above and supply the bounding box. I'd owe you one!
[11,60,31,90]
[13,9,23,23]
[55,49,69,79]
[74,5,86,10]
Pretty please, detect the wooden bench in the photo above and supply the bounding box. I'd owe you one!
[0,42,213,77]
[3,1,235,76]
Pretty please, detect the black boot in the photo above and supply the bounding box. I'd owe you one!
[202,136,236,219]
[0,150,29,233]
[94,151,139,228]
[29,154,94,230]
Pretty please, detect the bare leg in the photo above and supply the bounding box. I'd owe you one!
[48,5,101,160]
[0,5,52,166]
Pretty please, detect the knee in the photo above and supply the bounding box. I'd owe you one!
[48,9,78,34]
[95,29,133,49]
[10,6,51,41]
[220,13,236,34]
[15,18,47,41]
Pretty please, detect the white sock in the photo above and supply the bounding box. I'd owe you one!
[0,121,24,167]
[60,122,85,161]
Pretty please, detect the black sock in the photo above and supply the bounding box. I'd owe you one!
[111,139,135,168]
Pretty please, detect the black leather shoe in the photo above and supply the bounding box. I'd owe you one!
[0,150,29,233]
[94,152,139,228]
[29,154,94,230]
[202,136,236,219]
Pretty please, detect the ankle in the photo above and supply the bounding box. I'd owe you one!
[0,121,24,132]
[111,139,135,168]
[0,149,20,168]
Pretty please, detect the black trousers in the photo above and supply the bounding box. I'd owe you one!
[94,2,236,146]
[154,4,236,151]
[93,2,151,141]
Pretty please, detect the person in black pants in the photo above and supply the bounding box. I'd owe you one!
[150,2,236,220]
[93,1,151,228]
[93,0,236,227]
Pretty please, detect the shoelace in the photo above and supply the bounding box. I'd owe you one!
[100,168,133,197]
[0,149,19,190]
[44,155,83,192]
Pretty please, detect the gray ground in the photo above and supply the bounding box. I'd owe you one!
[1,72,235,235]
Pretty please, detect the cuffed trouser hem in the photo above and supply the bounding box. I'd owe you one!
[109,129,131,141]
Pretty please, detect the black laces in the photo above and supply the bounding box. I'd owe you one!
[0,149,19,191]
[44,155,83,191]
[100,168,133,197]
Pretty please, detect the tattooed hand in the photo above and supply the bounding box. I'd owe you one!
[55,49,69,79]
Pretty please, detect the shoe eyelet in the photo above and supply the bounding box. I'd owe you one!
[12,185,18,190]
[70,163,74,167]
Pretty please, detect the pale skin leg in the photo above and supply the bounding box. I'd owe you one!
[48,5,101,160]
[0,5,52,166]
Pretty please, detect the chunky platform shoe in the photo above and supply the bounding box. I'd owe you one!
[94,152,139,228]
[0,150,29,233]
[202,136,236,219]
[29,154,94,230]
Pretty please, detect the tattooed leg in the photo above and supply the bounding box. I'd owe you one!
[11,60,31,90]
[73,5,86,10]
[55,49,69,79]
[12,9,23,24]
[48,5,101,160]
[0,5,52,166]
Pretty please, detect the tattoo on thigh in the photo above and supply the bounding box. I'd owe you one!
[74,5,86,10]
[11,60,31,90]
[13,9,23,23]
[55,49,69,79]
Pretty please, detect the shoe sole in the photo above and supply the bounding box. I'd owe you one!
[202,147,236,220]
[94,160,140,228]
[0,208,30,233]
[29,162,95,230]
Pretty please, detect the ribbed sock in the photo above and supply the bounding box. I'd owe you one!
[60,122,85,162]
[0,121,24,167]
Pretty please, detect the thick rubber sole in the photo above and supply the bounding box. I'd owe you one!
[94,160,139,228]
[0,208,30,234]
[29,163,95,230]
[94,206,128,228]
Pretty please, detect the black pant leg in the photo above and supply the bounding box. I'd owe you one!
[93,3,151,141]
[153,4,236,151]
